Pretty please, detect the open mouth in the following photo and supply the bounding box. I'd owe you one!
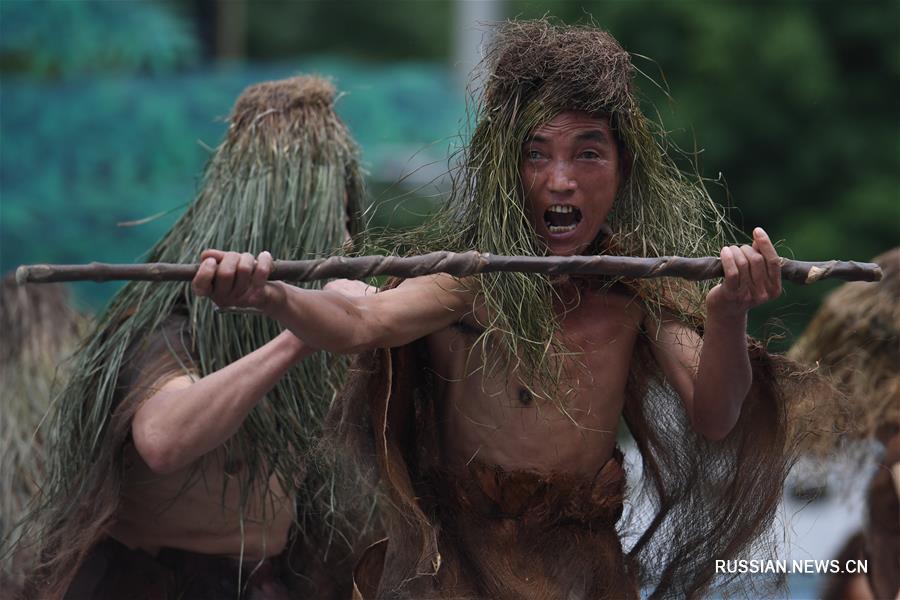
[544,204,582,234]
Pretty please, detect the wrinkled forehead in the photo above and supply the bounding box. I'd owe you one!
[526,111,614,139]
[521,112,626,159]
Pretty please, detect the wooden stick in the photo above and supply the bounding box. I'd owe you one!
[16,252,882,286]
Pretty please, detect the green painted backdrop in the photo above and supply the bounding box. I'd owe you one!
[2,0,897,350]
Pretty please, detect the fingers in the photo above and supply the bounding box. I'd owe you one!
[720,245,745,294]
[200,248,226,262]
[752,227,782,297]
[233,252,256,295]
[192,257,218,296]
[252,251,273,288]
[214,252,241,298]
[712,229,783,314]
[739,244,767,304]
[191,250,273,307]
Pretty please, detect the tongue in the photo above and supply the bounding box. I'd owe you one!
[546,211,576,227]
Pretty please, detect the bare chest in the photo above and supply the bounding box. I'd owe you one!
[111,448,293,559]
[427,286,644,474]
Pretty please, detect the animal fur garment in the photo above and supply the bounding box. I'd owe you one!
[340,19,844,598]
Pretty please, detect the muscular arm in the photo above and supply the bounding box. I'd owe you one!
[647,227,783,441]
[132,278,377,475]
[131,331,311,475]
[191,250,473,355]
[646,310,750,442]
[266,275,472,353]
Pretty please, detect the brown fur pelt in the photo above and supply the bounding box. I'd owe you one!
[329,17,844,600]
[789,248,900,451]
[418,453,637,600]
[336,342,638,600]
[328,322,829,599]
[623,338,816,598]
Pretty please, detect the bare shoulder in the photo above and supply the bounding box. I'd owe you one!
[144,373,196,395]
[641,303,702,395]
[118,316,199,402]
[642,304,700,345]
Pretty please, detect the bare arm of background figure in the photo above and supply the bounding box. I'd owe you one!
[131,275,373,475]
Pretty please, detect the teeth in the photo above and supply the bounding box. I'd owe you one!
[548,205,574,213]
[548,224,577,233]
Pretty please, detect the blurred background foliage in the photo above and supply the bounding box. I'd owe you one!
[1,0,897,350]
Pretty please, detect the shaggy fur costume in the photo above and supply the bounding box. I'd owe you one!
[330,313,820,599]
[333,19,838,599]
[344,339,637,599]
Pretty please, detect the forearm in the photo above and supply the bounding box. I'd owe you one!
[264,282,371,353]
[132,330,313,474]
[681,228,782,441]
[193,250,470,353]
[692,310,752,440]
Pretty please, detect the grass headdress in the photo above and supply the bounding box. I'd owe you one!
[391,19,733,388]
[18,75,365,596]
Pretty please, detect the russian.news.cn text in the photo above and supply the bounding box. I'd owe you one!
[715,559,867,575]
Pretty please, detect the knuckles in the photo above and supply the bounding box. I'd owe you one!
[191,251,262,301]
[713,234,783,310]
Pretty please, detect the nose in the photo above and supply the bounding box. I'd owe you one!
[548,160,576,193]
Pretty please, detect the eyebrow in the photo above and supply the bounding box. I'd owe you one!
[524,130,612,145]
[575,130,611,144]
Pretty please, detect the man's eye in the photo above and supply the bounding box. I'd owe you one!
[526,149,543,160]
[579,150,601,159]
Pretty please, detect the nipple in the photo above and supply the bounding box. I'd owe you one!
[518,388,534,406]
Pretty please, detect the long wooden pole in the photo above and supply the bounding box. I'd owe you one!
[16,252,882,286]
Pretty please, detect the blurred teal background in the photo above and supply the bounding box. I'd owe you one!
[1,3,897,597]
[2,0,898,350]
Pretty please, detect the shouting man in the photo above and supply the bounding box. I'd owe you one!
[196,21,815,599]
